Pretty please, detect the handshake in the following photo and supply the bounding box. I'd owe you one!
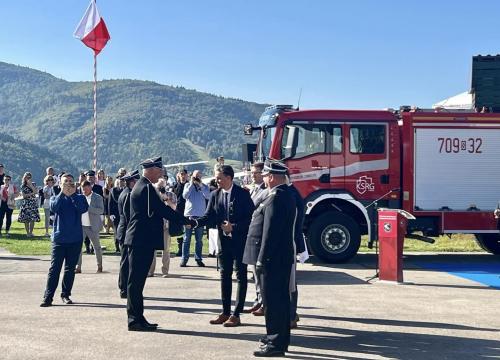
[185,218,198,229]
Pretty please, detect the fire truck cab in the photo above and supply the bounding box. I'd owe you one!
[244,105,500,262]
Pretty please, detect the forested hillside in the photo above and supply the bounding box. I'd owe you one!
[0,133,78,184]
[0,61,265,172]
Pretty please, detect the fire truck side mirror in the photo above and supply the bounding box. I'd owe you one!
[244,124,253,136]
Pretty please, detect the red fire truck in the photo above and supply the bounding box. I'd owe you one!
[244,105,500,263]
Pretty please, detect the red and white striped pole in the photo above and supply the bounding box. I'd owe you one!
[93,53,97,171]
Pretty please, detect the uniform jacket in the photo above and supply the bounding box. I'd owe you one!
[109,187,123,225]
[116,186,131,244]
[243,184,296,267]
[84,192,104,233]
[196,184,254,258]
[288,184,306,254]
[124,176,190,250]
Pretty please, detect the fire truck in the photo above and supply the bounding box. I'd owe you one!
[243,105,500,262]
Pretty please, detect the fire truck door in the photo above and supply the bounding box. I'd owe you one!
[282,122,332,195]
[344,123,391,200]
[329,124,346,189]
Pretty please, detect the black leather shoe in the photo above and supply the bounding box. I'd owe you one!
[180,260,188,267]
[61,296,73,304]
[40,299,52,307]
[196,259,205,267]
[259,344,288,352]
[253,346,285,357]
[120,292,127,299]
[128,323,157,332]
[142,319,158,328]
[259,339,288,352]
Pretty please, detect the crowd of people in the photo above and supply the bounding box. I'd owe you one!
[0,156,309,358]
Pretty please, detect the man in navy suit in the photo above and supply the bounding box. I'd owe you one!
[195,165,254,327]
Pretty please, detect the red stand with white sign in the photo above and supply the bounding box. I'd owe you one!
[377,209,415,283]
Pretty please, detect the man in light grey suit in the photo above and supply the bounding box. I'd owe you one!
[76,180,105,273]
[243,162,268,316]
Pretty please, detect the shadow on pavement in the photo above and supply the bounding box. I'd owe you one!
[0,256,42,261]
[154,323,500,359]
[73,302,221,314]
[296,316,499,332]
[308,253,500,271]
[296,270,367,286]
[158,273,219,282]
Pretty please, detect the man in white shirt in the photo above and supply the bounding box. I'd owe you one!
[76,180,104,273]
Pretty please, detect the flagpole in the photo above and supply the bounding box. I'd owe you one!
[93,53,97,171]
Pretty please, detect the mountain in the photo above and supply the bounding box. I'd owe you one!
[0,133,78,185]
[0,61,265,173]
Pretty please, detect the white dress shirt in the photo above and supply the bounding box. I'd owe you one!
[81,193,92,227]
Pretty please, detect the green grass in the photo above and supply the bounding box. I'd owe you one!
[359,234,483,253]
[0,211,484,256]
[0,210,208,256]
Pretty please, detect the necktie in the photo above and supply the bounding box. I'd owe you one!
[224,192,229,220]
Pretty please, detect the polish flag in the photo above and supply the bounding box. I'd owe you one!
[74,0,110,55]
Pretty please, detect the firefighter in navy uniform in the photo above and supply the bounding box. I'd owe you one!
[243,159,296,357]
[125,157,195,331]
[116,170,140,299]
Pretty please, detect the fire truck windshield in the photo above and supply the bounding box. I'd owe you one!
[257,105,295,160]
[259,126,276,161]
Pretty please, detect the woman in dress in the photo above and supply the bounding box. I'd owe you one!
[42,175,55,236]
[18,172,40,237]
[97,169,106,188]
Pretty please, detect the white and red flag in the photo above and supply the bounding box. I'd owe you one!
[74,0,110,55]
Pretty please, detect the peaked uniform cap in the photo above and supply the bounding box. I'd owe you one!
[140,157,163,169]
[262,158,288,175]
[122,169,140,181]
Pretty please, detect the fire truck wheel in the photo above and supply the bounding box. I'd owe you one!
[308,212,361,263]
[474,234,500,254]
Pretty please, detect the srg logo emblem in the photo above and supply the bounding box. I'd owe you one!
[356,175,375,194]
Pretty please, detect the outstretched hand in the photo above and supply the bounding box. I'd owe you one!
[221,221,233,234]
[186,218,198,229]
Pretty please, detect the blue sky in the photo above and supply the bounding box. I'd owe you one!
[1,0,499,109]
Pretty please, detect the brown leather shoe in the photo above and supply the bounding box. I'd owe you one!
[209,313,230,325]
[242,303,261,314]
[223,315,241,327]
[75,268,82,274]
[252,306,265,316]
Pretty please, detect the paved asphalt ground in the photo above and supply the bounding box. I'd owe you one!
[0,248,499,360]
